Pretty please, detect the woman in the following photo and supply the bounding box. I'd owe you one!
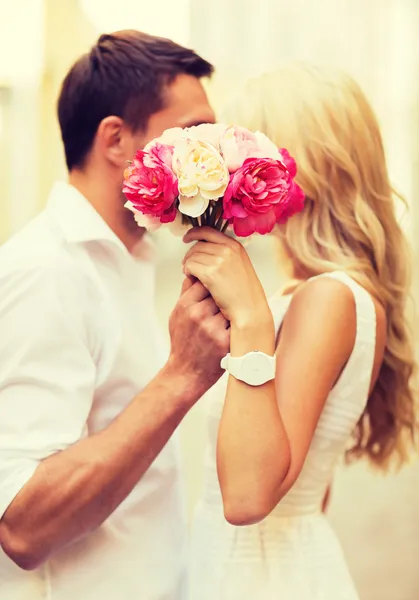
[183,63,416,600]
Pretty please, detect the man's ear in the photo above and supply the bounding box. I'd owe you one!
[95,116,129,167]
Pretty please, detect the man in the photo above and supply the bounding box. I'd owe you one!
[0,30,228,600]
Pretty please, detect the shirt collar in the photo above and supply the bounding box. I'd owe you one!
[45,181,155,261]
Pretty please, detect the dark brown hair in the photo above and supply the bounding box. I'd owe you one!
[57,30,214,170]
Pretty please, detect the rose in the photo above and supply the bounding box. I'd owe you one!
[276,181,305,224]
[275,148,305,223]
[220,126,283,173]
[278,147,297,177]
[123,142,178,223]
[172,138,229,218]
[223,157,294,237]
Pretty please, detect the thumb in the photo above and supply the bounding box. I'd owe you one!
[180,275,196,296]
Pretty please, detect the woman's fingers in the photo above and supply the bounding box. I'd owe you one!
[182,242,221,265]
[183,258,210,282]
[183,226,235,246]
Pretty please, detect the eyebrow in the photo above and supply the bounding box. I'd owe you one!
[179,117,216,128]
[180,112,217,128]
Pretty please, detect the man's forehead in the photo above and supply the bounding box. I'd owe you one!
[144,75,216,139]
[165,74,215,123]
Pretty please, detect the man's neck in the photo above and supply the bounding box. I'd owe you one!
[68,169,146,253]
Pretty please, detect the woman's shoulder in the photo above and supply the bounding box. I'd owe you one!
[272,271,386,342]
[289,273,357,328]
[272,272,356,311]
[283,271,385,361]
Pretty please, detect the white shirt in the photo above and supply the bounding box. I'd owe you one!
[0,182,187,600]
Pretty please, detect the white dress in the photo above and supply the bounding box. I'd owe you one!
[189,272,376,600]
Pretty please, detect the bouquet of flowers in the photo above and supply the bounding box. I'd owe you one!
[123,123,304,238]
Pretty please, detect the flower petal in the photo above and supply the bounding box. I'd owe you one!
[178,194,209,218]
[167,212,192,237]
[124,202,162,231]
[234,211,277,237]
[199,183,228,200]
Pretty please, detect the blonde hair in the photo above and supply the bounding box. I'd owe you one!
[225,63,417,470]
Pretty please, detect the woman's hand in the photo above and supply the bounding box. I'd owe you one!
[182,227,270,326]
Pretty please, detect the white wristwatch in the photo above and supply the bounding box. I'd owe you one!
[220,351,276,386]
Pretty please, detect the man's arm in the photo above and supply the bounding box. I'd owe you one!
[0,270,228,570]
[1,364,202,570]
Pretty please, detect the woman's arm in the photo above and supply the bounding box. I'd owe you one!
[183,228,356,525]
[217,279,355,524]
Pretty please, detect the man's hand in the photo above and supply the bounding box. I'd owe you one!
[168,277,230,398]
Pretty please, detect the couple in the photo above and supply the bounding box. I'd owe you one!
[0,29,415,600]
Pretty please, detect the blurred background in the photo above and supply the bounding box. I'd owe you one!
[1,1,419,598]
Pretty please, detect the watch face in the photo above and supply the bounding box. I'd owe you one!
[242,352,273,386]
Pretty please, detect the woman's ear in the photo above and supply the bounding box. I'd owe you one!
[95,115,128,168]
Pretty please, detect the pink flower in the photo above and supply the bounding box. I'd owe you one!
[276,181,305,224]
[254,131,283,161]
[275,148,305,223]
[123,142,178,223]
[220,126,283,173]
[220,126,259,173]
[223,157,301,237]
[279,148,297,177]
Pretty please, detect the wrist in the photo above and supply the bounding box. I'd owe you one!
[230,299,271,329]
[160,357,208,409]
[230,309,275,357]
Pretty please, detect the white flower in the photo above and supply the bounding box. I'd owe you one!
[185,123,227,150]
[151,127,185,147]
[173,138,229,218]
[165,211,192,237]
[124,201,162,231]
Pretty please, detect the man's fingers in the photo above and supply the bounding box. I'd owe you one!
[180,276,195,296]
[210,310,230,330]
[199,296,220,316]
[180,278,210,306]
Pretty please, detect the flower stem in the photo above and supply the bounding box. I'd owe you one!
[221,220,229,233]
[215,211,225,231]
[206,205,213,227]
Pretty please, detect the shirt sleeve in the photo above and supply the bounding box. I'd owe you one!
[0,259,98,519]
